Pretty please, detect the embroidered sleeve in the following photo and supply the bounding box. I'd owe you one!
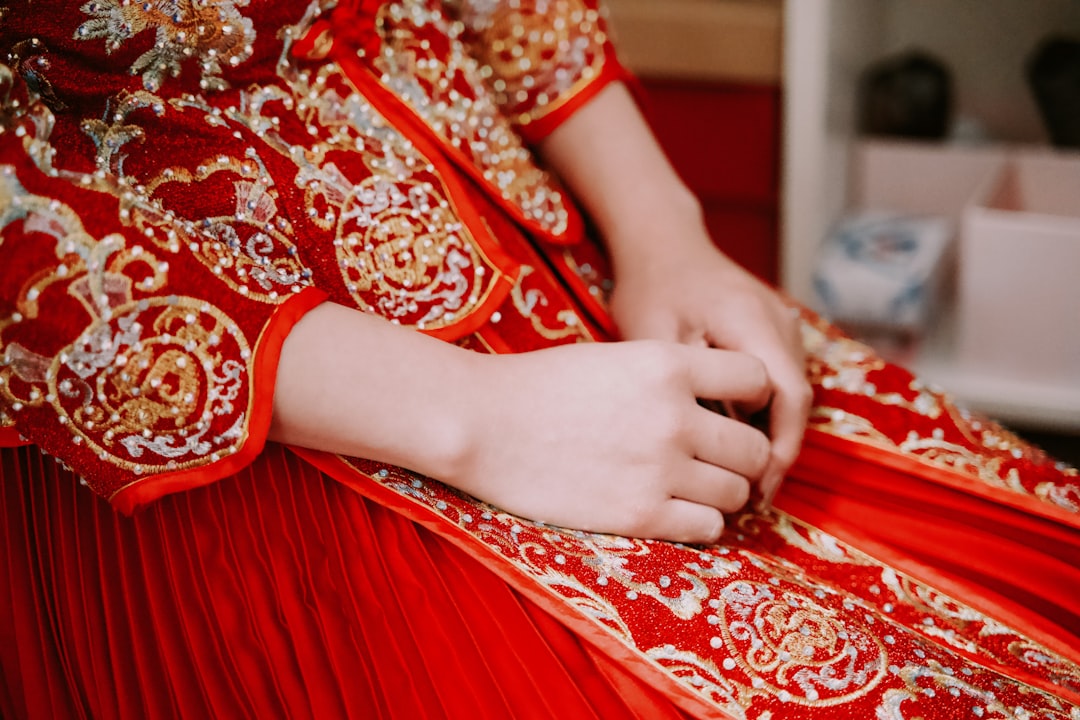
[448,0,627,142]
[0,102,325,513]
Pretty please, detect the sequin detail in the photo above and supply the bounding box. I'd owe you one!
[803,315,1080,511]
[0,169,256,486]
[74,0,256,91]
[341,456,1080,718]
[369,0,576,236]
[452,0,609,126]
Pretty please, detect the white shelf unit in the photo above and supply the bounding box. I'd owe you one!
[781,0,1080,432]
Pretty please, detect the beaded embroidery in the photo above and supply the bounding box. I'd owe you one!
[0,166,258,483]
[337,454,1080,718]
[368,0,580,236]
[74,0,256,91]
[803,317,1080,511]
[451,0,609,126]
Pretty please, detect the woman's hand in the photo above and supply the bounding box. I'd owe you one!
[537,81,811,506]
[271,304,770,544]
[608,213,811,506]
[452,340,772,543]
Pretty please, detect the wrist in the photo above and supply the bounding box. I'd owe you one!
[605,190,713,276]
[382,343,492,485]
[607,181,701,246]
[270,303,488,484]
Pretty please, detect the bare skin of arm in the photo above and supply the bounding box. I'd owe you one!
[537,82,812,505]
[268,80,794,544]
[269,304,771,543]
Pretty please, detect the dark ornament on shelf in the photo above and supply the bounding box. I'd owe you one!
[1027,36,1080,148]
[859,50,953,140]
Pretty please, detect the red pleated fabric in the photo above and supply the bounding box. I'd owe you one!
[780,431,1080,663]
[0,444,696,720]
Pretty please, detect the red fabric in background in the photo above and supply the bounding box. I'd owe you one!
[640,80,781,284]
[0,444,697,720]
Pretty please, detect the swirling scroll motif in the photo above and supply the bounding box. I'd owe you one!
[335,175,491,328]
[0,171,255,479]
[719,580,888,705]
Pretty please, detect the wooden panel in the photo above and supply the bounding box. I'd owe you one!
[606,0,783,84]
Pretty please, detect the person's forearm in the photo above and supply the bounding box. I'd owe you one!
[536,81,811,506]
[268,302,482,479]
[536,82,704,266]
[266,301,774,543]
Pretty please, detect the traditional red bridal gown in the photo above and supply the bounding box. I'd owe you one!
[2,1,1079,718]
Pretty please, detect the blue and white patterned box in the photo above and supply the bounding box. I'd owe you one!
[813,212,953,333]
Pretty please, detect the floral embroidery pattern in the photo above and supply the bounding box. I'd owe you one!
[75,0,255,91]
[802,317,1080,511]
[337,455,1080,718]
[0,169,256,486]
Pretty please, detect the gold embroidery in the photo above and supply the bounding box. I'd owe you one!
[0,61,16,129]
[509,265,592,341]
[0,173,254,478]
[802,316,1080,508]
[347,460,1080,715]
[336,174,494,327]
[770,512,879,567]
[879,661,1076,720]
[65,297,252,475]
[72,90,310,304]
[74,0,255,92]
[277,54,507,330]
[1009,641,1080,692]
[719,580,888,706]
[374,0,573,236]
[452,0,608,125]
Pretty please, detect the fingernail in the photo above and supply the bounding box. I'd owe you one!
[755,474,779,512]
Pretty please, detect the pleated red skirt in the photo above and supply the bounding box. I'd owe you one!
[0,443,697,719]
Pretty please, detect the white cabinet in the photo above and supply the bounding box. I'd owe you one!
[781,0,1080,431]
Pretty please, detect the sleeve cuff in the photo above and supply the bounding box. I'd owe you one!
[109,288,327,514]
[515,50,630,144]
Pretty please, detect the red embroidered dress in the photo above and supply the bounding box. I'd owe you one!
[1,1,1078,718]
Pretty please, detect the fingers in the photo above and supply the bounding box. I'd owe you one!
[690,299,810,509]
[759,367,813,507]
[670,459,752,513]
[650,498,727,545]
[680,345,772,409]
[685,405,771,480]
[749,315,812,507]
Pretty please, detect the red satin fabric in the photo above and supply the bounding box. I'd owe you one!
[782,431,1080,666]
[0,443,696,719]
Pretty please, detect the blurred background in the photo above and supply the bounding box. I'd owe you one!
[605,0,1080,463]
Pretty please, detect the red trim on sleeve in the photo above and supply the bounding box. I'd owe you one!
[515,50,630,145]
[109,287,328,514]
